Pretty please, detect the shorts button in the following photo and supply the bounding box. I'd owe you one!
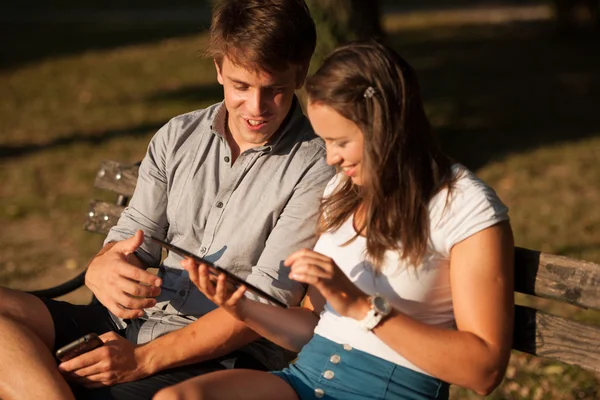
[323,370,335,380]
[314,388,325,398]
[343,344,352,351]
[329,354,341,364]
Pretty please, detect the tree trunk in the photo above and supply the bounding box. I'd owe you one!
[306,0,384,66]
[554,0,599,33]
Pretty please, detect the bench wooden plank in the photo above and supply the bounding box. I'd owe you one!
[515,247,600,312]
[514,305,600,373]
[84,200,125,234]
[94,160,139,196]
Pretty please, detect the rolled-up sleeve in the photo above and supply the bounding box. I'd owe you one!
[104,122,171,268]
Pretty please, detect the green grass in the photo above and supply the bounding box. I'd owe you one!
[1,6,600,399]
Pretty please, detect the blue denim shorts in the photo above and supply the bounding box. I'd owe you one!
[271,334,449,400]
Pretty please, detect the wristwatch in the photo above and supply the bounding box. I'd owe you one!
[357,294,392,331]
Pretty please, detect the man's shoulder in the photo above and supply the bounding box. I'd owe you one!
[167,102,223,131]
[284,115,326,157]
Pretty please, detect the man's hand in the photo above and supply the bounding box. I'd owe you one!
[58,332,153,388]
[85,230,162,319]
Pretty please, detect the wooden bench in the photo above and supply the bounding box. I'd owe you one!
[29,160,600,379]
[26,160,139,299]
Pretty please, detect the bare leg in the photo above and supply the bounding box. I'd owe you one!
[153,369,299,400]
[0,287,74,400]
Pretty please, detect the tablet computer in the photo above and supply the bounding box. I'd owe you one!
[149,236,287,308]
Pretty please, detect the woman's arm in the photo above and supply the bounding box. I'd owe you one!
[183,260,325,352]
[362,222,514,395]
[235,285,324,352]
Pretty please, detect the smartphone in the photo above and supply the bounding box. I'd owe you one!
[149,236,287,308]
[55,333,104,362]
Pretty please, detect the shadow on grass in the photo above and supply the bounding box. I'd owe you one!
[0,122,164,159]
[0,82,224,160]
[388,21,600,170]
[4,18,600,171]
[0,20,208,70]
[146,83,224,104]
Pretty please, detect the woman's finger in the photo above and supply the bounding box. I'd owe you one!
[213,274,232,304]
[225,284,247,307]
[284,248,330,266]
[290,263,331,280]
[286,254,335,272]
[197,263,216,297]
[181,257,199,285]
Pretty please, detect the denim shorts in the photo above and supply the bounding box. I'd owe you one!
[271,334,449,400]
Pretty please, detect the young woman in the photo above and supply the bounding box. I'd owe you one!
[153,40,514,400]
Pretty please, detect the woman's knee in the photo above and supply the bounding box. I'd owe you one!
[153,386,184,400]
[153,383,208,400]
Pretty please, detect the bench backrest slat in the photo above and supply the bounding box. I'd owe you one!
[84,200,126,234]
[514,305,600,372]
[515,247,600,311]
[94,160,139,197]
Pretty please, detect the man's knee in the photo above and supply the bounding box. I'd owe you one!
[0,287,35,318]
[0,287,55,347]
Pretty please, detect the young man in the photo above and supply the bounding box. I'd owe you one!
[0,1,332,399]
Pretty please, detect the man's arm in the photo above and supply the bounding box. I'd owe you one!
[62,149,334,385]
[85,121,172,316]
[58,307,258,388]
[139,307,260,373]
[245,157,335,307]
[143,156,335,370]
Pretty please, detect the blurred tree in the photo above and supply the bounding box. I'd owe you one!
[306,0,384,69]
[554,0,599,33]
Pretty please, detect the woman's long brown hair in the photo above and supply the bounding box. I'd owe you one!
[305,41,455,269]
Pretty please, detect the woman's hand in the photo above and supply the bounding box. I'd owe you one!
[284,249,370,320]
[181,257,247,320]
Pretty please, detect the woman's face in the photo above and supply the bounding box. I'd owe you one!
[307,102,365,185]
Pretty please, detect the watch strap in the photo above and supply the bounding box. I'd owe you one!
[357,307,384,331]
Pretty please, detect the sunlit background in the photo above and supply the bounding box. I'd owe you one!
[1,1,599,398]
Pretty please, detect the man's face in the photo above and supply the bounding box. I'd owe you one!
[216,56,303,149]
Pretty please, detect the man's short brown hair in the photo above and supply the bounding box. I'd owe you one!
[207,0,316,73]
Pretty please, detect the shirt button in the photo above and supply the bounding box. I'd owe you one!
[200,247,207,254]
[224,156,230,162]
[329,354,340,364]
[216,201,224,208]
[314,388,325,398]
[323,370,335,380]
[343,344,352,351]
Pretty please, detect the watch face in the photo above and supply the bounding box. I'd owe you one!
[373,296,391,314]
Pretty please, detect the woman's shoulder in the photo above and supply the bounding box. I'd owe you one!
[429,164,510,254]
[433,164,506,211]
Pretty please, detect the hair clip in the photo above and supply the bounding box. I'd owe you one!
[363,86,376,99]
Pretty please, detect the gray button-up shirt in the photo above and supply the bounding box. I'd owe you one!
[105,98,334,370]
